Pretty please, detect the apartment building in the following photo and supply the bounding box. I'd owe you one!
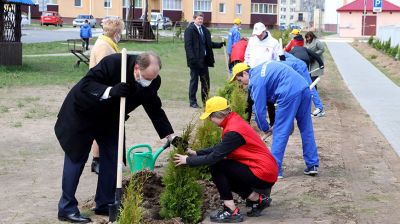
[56,0,279,27]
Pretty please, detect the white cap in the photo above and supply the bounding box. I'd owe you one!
[252,22,266,35]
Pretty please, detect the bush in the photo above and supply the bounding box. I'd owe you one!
[389,45,399,58]
[118,173,147,224]
[368,36,374,45]
[370,54,377,60]
[160,124,203,224]
[383,38,391,53]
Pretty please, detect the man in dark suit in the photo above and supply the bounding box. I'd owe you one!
[55,52,179,223]
[184,12,225,108]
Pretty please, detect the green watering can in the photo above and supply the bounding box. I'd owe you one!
[126,141,171,173]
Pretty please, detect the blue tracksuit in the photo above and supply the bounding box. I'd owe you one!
[249,61,319,176]
[80,23,92,39]
[284,53,324,110]
[227,25,241,55]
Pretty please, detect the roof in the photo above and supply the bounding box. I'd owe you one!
[5,0,34,5]
[337,0,400,12]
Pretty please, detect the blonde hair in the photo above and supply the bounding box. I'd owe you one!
[102,18,125,37]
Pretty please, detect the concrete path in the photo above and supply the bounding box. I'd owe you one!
[325,41,400,155]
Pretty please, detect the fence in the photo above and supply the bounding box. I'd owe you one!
[377,25,400,47]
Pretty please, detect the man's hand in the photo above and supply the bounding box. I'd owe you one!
[171,136,189,149]
[186,148,197,156]
[109,83,130,97]
[174,154,188,166]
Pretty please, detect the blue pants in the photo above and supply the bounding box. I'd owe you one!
[58,131,118,216]
[311,87,324,110]
[271,89,319,176]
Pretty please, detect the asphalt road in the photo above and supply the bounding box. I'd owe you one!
[21,27,103,43]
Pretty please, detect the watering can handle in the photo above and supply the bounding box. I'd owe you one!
[163,140,171,149]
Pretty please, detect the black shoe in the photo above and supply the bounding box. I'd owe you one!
[304,165,318,176]
[190,103,200,108]
[91,159,99,174]
[210,205,243,223]
[58,212,91,223]
[246,194,272,217]
[93,208,109,216]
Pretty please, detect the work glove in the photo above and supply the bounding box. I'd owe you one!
[109,83,130,97]
[279,54,286,61]
[171,136,189,149]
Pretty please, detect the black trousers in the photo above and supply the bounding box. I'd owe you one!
[246,93,276,126]
[210,160,275,201]
[82,38,89,50]
[189,66,210,106]
[58,130,118,215]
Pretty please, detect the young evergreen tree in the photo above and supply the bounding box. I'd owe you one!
[159,124,203,224]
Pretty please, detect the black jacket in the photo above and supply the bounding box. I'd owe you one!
[184,22,224,69]
[289,46,323,68]
[54,53,174,162]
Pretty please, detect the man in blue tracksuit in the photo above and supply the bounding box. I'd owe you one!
[80,20,92,50]
[227,18,241,73]
[283,53,325,114]
[230,62,319,178]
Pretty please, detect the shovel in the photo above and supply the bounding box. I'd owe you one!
[109,48,127,222]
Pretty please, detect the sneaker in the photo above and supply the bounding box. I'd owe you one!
[210,206,243,223]
[304,165,318,176]
[246,194,272,217]
[312,108,325,117]
[278,175,284,179]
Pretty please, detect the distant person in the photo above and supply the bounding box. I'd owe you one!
[88,17,125,174]
[55,52,182,223]
[184,12,225,108]
[284,29,304,52]
[80,20,92,50]
[174,96,278,223]
[227,18,241,73]
[231,62,320,178]
[305,31,325,84]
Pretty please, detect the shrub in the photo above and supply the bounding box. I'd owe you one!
[118,173,148,224]
[383,38,391,53]
[370,55,377,60]
[160,123,203,224]
[389,45,399,58]
[368,36,374,45]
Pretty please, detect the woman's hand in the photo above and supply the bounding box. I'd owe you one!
[186,148,197,156]
[174,154,188,166]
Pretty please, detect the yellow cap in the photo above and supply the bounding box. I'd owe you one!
[200,96,230,120]
[229,63,250,83]
[233,18,241,25]
[291,29,300,35]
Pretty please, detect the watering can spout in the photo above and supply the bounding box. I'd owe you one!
[152,141,171,166]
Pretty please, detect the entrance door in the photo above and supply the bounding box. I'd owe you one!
[362,16,376,36]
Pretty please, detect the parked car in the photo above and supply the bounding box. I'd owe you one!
[40,11,63,27]
[162,17,173,30]
[139,12,170,30]
[100,15,120,28]
[73,14,96,28]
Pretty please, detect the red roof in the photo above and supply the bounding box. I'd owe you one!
[337,0,400,12]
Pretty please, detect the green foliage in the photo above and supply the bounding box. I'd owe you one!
[217,82,236,99]
[160,123,203,224]
[368,36,374,45]
[118,173,148,224]
[229,85,249,120]
[383,38,391,53]
[373,39,383,50]
[370,54,377,60]
[389,45,399,58]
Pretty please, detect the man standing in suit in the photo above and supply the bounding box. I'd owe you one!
[55,52,181,223]
[184,12,225,108]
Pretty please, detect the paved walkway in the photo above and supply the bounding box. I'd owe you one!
[325,40,400,155]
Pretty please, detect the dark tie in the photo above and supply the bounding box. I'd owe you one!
[199,27,204,40]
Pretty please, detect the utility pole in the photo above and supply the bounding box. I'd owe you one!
[363,0,366,36]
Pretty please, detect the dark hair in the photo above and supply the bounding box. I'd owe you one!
[136,52,162,70]
[305,31,317,40]
[193,12,204,19]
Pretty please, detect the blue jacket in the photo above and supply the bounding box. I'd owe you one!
[80,24,92,39]
[227,25,240,55]
[283,53,312,85]
[249,61,308,132]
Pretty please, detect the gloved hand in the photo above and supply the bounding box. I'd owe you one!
[221,41,226,46]
[171,136,189,149]
[279,54,286,61]
[109,83,130,97]
[319,65,324,69]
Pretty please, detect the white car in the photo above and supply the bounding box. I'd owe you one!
[73,14,96,28]
[140,12,165,30]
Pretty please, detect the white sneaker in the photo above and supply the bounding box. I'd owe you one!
[312,108,325,117]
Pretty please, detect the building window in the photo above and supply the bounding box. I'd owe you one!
[194,0,211,12]
[219,3,225,13]
[135,0,142,8]
[281,0,286,4]
[104,0,112,8]
[236,4,242,14]
[298,13,303,21]
[74,0,81,7]
[290,0,295,4]
[251,3,277,14]
[290,15,293,20]
[163,0,182,10]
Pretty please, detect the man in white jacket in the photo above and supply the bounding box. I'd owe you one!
[244,22,285,68]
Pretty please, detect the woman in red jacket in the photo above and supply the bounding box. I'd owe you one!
[284,29,304,52]
[174,96,278,223]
